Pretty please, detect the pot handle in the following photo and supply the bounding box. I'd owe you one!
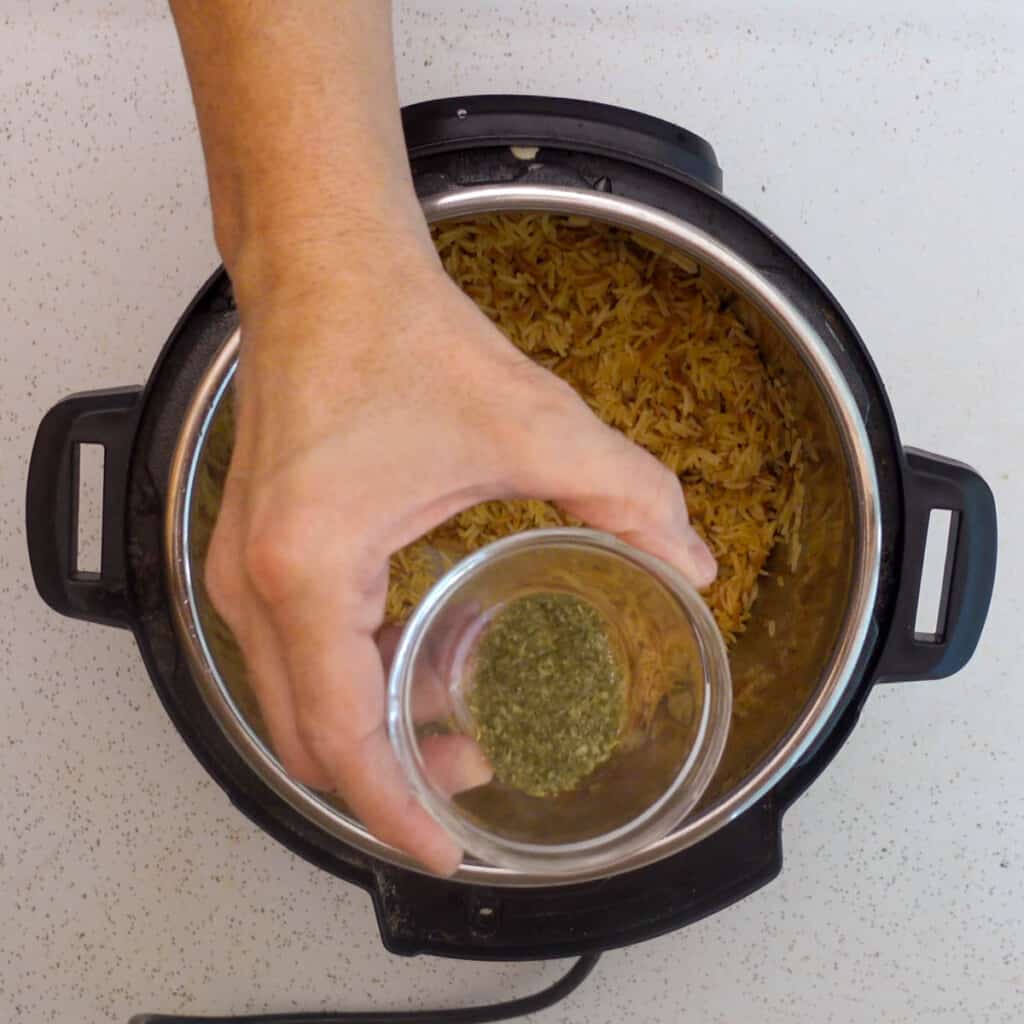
[26,387,142,629]
[876,448,997,683]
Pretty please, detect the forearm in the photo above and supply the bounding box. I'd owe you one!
[169,0,428,298]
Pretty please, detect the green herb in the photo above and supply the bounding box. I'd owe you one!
[468,592,626,797]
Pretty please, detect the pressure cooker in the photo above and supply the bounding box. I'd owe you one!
[26,96,997,964]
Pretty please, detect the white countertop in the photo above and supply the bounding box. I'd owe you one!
[2,2,1021,1021]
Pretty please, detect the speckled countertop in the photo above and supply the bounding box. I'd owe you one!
[2,2,1022,1022]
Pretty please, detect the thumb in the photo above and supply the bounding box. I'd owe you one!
[509,409,717,590]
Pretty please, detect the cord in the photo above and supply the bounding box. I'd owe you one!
[129,953,600,1024]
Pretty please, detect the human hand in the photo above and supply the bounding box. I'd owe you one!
[204,230,717,876]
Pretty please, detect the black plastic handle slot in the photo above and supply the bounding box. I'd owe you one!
[26,387,142,629]
[876,448,997,682]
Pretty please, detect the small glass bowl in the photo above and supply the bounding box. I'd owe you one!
[386,528,731,876]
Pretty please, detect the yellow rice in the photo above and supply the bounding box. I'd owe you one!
[386,213,806,646]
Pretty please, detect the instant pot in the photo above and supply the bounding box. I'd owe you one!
[27,96,996,980]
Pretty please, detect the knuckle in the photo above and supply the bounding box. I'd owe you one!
[644,454,683,500]
[294,706,349,765]
[610,445,682,530]
[294,708,331,754]
[502,374,582,450]
[531,372,583,415]
[242,513,315,604]
[636,456,683,520]
[507,361,579,415]
[294,693,382,770]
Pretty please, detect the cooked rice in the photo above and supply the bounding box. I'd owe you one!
[386,213,807,644]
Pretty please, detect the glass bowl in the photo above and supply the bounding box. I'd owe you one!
[386,528,731,876]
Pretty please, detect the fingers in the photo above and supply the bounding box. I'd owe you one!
[567,427,718,589]
[336,722,465,876]
[237,603,334,791]
[267,578,463,876]
[502,389,718,589]
[212,508,468,874]
[376,623,451,724]
[378,624,494,795]
[205,477,332,791]
[420,734,493,797]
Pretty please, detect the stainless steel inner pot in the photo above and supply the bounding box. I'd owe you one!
[165,184,881,887]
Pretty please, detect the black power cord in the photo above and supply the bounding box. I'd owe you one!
[129,953,601,1024]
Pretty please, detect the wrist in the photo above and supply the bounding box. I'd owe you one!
[224,194,438,318]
